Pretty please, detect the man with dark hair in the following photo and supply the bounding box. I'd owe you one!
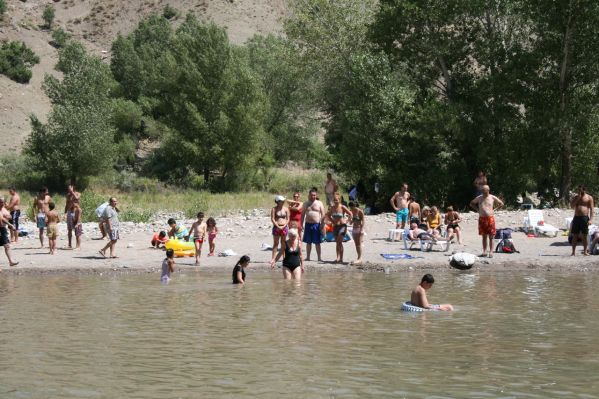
[570,185,594,256]
[302,188,325,261]
[33,187,52,248]
[390,183,410,229]
[410,274,453,311]
[0,197,18,268]
[6,188,20,243]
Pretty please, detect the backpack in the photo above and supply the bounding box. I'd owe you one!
[494,228,513,240]
[495,238,519,253]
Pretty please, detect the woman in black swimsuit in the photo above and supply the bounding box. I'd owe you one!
[281,228,304,279]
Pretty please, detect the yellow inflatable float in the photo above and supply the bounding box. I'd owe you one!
[165,239,195,257]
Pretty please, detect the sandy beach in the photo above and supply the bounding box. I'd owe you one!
[1,208,598,276]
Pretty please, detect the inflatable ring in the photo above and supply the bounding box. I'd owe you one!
[401,302,439,312]
[174,250,195,258]
[165,239,195,252]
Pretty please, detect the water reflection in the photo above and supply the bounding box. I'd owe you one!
[0,271,598,398]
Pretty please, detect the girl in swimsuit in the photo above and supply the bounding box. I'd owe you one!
[444,206,463,244]
[325,192,353,263]
[287,192,303,239]
[206,217,218,256]
[281,228,303,280]
[349,201,365,265]
[270,195,290,267]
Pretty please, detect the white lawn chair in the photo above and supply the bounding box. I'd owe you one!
[388,228,405,242]
[524,209,559,237]
[403,229,450,252]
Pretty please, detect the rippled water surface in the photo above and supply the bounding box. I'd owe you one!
[1,270,599,398]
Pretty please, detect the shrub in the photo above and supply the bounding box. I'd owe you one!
[162,4,178,19]
[79,190,107,222]
[0,40,40,83]
[50,27,71,48]
[0,153,45,190]
[42,5,55,28]
[119,208,153,223]
[0,0,7,17]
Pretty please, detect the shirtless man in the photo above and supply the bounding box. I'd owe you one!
[0,198,18,268]
[470,185,504,258]
[408,196,421,224]
[65,184,81,249]
[569,185,594,256]
[302,188,325,261]
[45,202,60,255]
[33,187,52,248]
[410,274,453,311]
[473,171,487,196]
[6,188,21,243]
[390,183,410,229]
[71,199,83,250]
[324,173,339,207]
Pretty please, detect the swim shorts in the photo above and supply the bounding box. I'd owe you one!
[10,210,20,231]
[37,213,46,229]
[195,237,204,244]
[47,224,58,239]
[0,226,9,246]
[303,222,322,244]
[66,211,75,230]
[571,215,589,235]
[478,216,496,236]
[396,208,409,223]
[333,224,347,237]
[75,224,83,237]
[109,228,120,241]
[272,226,288,237]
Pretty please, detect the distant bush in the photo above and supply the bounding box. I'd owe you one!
[119,208,153,223]
[0,40,40,83]
[162,4,178,20]
[0,153,45,190]
[50,27,71,48]
[79,190,107,222]
[0,0,7,17]
[42,5,55,28]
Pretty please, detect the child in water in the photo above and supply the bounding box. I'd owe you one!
[410,274,453,311]
[232,255,250,285]
[206,217,218,256]
[161,249,175,283]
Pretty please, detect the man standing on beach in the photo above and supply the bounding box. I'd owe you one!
[6,188,20,243]
[32,187,52,248]
[65,184,81,249]
[470,185,504,258]
[569,185,594,256]
[0,198,18,268]
[99,197,120,258]
[390,183,410,229]
[324,173,339,207]
[302,188,325,262]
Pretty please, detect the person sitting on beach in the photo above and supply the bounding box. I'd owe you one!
[167,218,189,241]
[186,212,207,265]
[232,255,250,285]
[445,206,463,244]
[45,202,59,255]
[151,231,168,248]
[428,206,442,233]
[410,274,453,311]
[419,206,431,231]
[272,228,304,279]
[161,249,175,283]
[326,192,352,263]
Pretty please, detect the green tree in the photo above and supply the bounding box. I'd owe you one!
[50,27,71,48]
[0,40,40,83]
[42,5,55,29]
[25,43,117,186]
[0,0,7,17]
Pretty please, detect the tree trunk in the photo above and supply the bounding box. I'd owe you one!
[558,2,574,201]
[203,167,210,183]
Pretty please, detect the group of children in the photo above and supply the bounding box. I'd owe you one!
[160,249,250,285]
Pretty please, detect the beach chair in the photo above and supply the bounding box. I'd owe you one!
[524,209,559,237]
[388,228,404,242]
[402,229,450,252]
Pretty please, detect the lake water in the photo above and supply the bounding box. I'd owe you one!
[1,270,598,398]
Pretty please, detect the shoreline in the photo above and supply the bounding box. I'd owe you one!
[2,208,599,276]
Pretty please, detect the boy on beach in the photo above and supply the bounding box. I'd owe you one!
[186,212,207,265]
[71,200,83,250]
[410,274,453,311]
[45,202,60,255]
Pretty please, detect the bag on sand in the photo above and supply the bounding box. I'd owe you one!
[449,252,477,270]
[494,228,513,240]
[495,238,519,253]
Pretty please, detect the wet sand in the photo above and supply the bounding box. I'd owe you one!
[1,208,598,275]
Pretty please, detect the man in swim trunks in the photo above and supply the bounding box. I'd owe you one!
[6,188,20,243]
[324,173,339,207]
[408,196,421,225]
[390,183,410,229]
[0,198,19,268]
[65,184,81,249]
[302,188,325,262]
[410,274,453,311]
[470,185,504,258]
[99,197,120,258]
[569,185,594,256]
[33,187,52,248]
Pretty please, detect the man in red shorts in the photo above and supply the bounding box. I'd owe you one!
[470,185,504,258]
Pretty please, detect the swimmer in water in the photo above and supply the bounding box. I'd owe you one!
[410,274,453,311]
[161,249,175,283]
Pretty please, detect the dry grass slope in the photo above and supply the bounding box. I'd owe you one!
[0,0,287,154]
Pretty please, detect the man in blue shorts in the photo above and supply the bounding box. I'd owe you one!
[390,183,410,229]
[301,188,325,262]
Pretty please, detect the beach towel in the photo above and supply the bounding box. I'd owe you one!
[380,253,417,260]
[218,249,238,257]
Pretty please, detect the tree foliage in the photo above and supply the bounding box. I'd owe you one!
[42,5,55,29]
[0,40,40,83]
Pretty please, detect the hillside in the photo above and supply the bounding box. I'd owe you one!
[0,0,287,154]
